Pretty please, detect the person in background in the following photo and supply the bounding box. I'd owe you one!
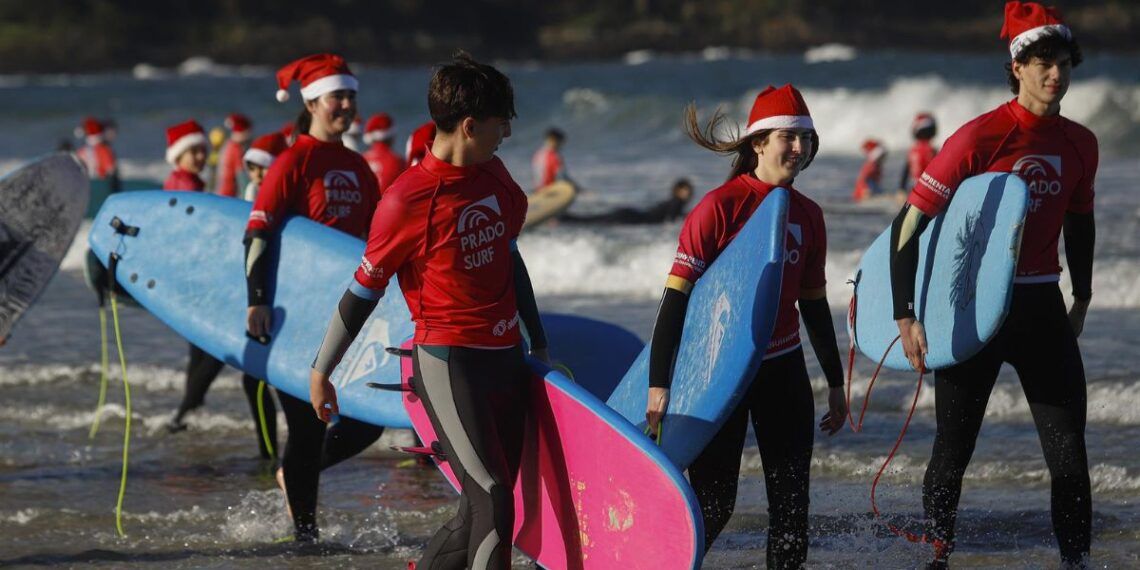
[562,178,693,224]
[897,112,938,197]
[531,127,567,190]
[76,117,117,181]
[281,123,297,146]
[853,138,887,202]
[217,113,253,198]
[405,121,437,166]
[342,116,364,152]
[362,112,406,192]
[241,132,289,202]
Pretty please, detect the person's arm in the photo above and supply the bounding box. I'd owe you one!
[889,204,932,371]
[646,276,691,438]
[897,153,911,192]
[512,245,548,362]
[243,156,294,338]
[800,289,847,436]
[1062,211,1094,337]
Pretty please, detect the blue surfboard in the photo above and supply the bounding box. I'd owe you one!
[88,191,642,427]
[850,173,1028,371]
[605,189,788,468]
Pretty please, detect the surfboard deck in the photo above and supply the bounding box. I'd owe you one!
[0,153,88,340]
[850,173,1028,370]
[399,341,703,569]
[604,189,789,469]
[524,181,577,229]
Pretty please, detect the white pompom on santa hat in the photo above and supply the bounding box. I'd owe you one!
[274,53,358,103]
[1000,1,1071,60]
[165,120,208,166]
[745,84,814,135]
[364,113,394,144]
[243,132,289,169]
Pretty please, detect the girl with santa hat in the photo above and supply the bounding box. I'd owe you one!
[361,112,406,191]
[644,85,847,567]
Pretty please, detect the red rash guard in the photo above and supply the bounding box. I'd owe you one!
[853,159,883,201]
[246,134,380,238]
[352,151,528,347]
[217,139,244,198]
[78,143,117,179]
[363,141,406,192]
[531,147,563,188]
[164,168,205,191]
[907,139,937,187]
[908,98,1097,282]
[670,174,827,358]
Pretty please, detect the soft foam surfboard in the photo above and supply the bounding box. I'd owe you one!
[524,180,577,230]
[0,153,88,341]
[399,342,704,569]
[605,189,788,469]
[849,173,1028,370]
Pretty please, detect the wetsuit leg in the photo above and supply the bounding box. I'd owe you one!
[1004,285,1090,564]
[175,343,226,420]
[750,348,815,570]
[278,390,327,541]
[240,374,277,459]
[922,331,1003,559]
[320,416,384,470]
[413,345,529,570]
[686,395,749,552]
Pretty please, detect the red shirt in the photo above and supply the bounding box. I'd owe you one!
[908,99,1097,282]
[164,168,205,191]
[363,141,406,192]
[853,159,883,201]
[353,151,528,347]
[217,139,245,198]
[671,175,827,358]
[906,139,937,189]
[246,134,380,238]
[531,147,564,188]
[78,142,116,179]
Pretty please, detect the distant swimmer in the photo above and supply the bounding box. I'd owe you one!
[852,138,886,202]
[897,112,938,197]
[216,113,253,198]
[562,178,693,224]
[362,113,406,191]
[404,121,436,166]
[532,127,568,189]
[240,132,288,202]
[889,3,1095,566]
[75,117,117,180]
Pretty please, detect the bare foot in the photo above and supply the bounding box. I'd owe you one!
[275,467,293,521]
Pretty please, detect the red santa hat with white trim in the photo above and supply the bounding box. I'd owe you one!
[405,121,437,166]
[1000,1,1071,60]
[243,132,289,169]
[274,53,358,103]
[862,139,886,161]
[75,117,104,141]
[165,120,208,165]
[911,112,936,135]
[745,84,814,135]
[364,113,394,144]
[224,113,252,134]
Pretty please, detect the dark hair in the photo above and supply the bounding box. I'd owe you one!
[429,51,517,133]
[913,125,937,141]
[1005,32,1083,94]
[683,103,819,181]
[545,128,565,143]
[294,107,312,137]
[672,178,692,191]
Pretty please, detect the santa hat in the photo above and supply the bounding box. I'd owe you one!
[405,122,437,166]
[346,116,362,136]
[1001,1,1071,60]
[911,112,936,135]
[75,117,104,141]
[364,113,394,144]
[243,132,289,169]
[165,120,208,165]
[274,53,358,103]
[862,139,886,161]
[225,113,252,134]
[745,84,814,135]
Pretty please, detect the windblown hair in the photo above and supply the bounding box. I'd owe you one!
[683,103,819,181]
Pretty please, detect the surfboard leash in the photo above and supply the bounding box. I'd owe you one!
[256,380,276,458]
[88,304,110,439]
[105,252,132,538]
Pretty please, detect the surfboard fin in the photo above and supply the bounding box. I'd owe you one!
[391,441,445,460]
[384,347,413,357]
[366,381,413,393]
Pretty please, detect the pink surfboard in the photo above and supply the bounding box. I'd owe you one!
[397,341,703,569]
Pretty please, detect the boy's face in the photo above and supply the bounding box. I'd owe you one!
[177,144,208,174]
[466,116,511,162]
[1014,52,1072,108]
[245,162,267,185]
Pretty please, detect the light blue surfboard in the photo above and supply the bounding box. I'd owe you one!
[88,191,642,427]
[850,173,1028,371]
[606,189,788,468]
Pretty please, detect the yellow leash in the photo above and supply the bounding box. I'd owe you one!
[109,290,131,537]
[256,380,275,458]
[88,306,110,439]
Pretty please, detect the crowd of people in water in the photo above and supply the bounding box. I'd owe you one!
[59,2,1101,568]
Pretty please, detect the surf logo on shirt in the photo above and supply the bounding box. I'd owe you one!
[703,292,731,386]
[323,170,363,218]
[1012,155,1062,213]
[950,212,986,311]
[785,223,803,265]
[492,311,520,337]
[458,195,507,270]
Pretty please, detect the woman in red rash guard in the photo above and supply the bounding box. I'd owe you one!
[216,113,252,198]
[243,53,383,542]
[644,85,848,568]
[890,3,1096,567]
[362,112,406,191]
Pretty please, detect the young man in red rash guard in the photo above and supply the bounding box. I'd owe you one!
[362,113,406,191]
[216,113,252,198]
[244,53,384,542]
[531,127,566,189]
[853,138,887,202]
[890,3,1096,567]
[897,112,938,196]
[645,85,848,568]
[76,117,117,180]
[309,52,549,570]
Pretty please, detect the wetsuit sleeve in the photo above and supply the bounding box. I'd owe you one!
[511,246,547,350]
[799,297,844,388]
[889,204,931,320]
[354,190,419,293]
[244,230,271,306]
[312,284,382,375]
[906,123,983,217]
[649,286,689,389]
[1063,212,1094,301]
[242,155,297,306]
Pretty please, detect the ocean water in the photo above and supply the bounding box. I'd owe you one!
[1,50,1138,568]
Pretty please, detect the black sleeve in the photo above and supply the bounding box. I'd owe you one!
[512,250,547,350]
[649,287,689,389]
[799,297,845,388]
[1063,211,1095,301]
[312,287,381,374]
[889,204,930,320]
[244,229,271,307]
[897,157,910,191]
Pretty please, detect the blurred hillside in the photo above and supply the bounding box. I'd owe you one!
[0,0,1135,72]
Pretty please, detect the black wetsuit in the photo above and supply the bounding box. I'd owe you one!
[175,345,278,460]
[562,197,686,224]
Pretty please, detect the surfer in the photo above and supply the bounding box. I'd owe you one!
[75,117,117,182]
[309,52,548,569]
[644,84,848,568]
[162,120,279,460]
[405,121,437,167]
[531,127,567,190]
[896,112,938,197]
[890,3,1096,567]
[241,131,288,202]
[216,113,252,198]
[852,138,887,202]
[244,54,385,542]
[362,113,406,191]
[561,178,693,224]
